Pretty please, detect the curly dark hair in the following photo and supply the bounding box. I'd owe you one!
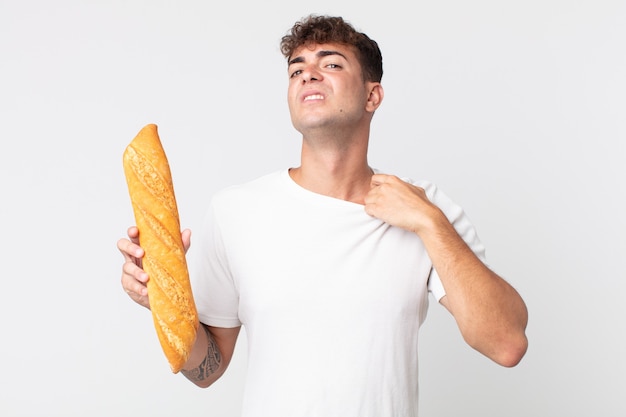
[280,15,383,83]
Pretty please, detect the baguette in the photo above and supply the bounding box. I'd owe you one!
[122,123,198,373]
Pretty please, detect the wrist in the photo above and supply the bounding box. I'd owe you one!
[412,205,448,237]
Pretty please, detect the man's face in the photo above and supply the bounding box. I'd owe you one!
[286,42,374,136]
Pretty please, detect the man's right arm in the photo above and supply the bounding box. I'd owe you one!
[118,226,240,387]
[180,323,241,388]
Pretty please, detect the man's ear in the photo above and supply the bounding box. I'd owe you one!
[365,83,384,113]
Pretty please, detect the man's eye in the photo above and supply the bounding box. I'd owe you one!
[290,69,303,78]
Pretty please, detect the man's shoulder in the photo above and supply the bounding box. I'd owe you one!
[212,169,286,204]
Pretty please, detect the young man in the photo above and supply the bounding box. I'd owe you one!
[119,15,528,417]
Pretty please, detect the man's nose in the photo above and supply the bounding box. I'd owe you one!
[302,66,322,83]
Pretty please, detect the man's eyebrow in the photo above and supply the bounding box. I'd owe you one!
[288,50,348,67]
[288,56,305,66]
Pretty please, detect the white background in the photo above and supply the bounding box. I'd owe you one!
[1,0,624,416]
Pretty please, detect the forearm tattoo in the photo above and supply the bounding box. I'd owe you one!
[181,325,222,382]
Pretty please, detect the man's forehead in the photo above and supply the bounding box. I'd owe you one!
[289,43,355,63]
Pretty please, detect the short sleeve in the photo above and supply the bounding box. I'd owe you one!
[419,181,488,302]
[189,201,242,328]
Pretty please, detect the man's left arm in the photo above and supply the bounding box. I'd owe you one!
[365,174,528,367]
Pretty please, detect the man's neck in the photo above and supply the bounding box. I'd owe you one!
[289,139,373,205]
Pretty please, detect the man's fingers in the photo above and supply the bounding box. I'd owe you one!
[122,261,149,293]
[370,173,387,187]
[117,237,144,260]
[123,284,150,308]
[127,225,139,238]
[181,228,192,253]
[122,259,147,282]
[124,282,148,298]
[370,173,402,186]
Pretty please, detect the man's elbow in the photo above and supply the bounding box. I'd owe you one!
[490,332,528,368]
[184,367,227,389]
[464,326,528,367]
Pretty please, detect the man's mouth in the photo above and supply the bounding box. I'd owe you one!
[304,94,324,101]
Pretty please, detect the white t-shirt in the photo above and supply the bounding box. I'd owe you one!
[192,169,486,417]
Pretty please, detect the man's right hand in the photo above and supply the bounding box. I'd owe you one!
[117,226,192,309]
[118,226,150,309]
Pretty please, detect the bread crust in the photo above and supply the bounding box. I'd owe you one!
[123,124,198,373]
